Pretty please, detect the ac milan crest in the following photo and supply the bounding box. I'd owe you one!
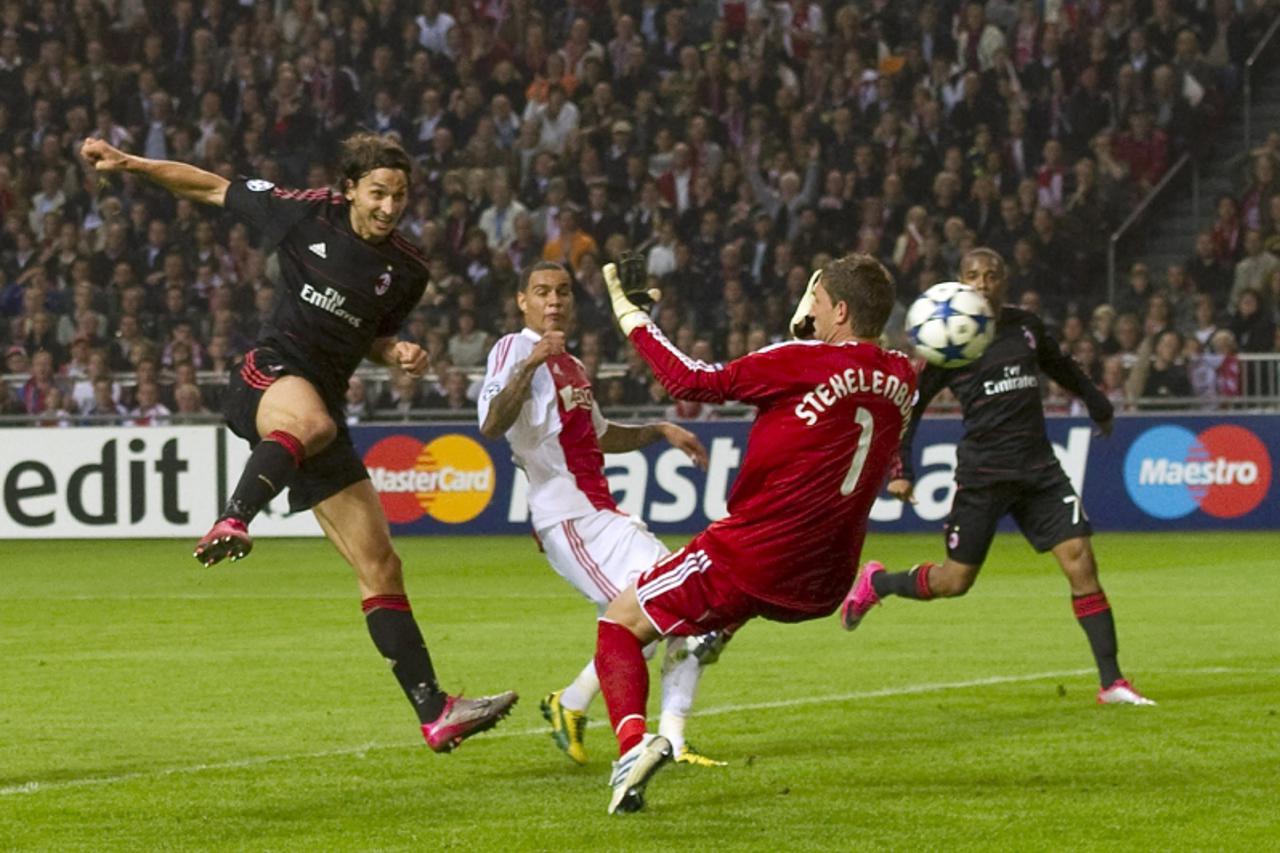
[375,272,392,295]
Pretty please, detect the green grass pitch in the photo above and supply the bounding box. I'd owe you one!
[1,532,1277,851]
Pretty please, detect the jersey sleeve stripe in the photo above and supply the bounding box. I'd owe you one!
[645,323,721,373]
[755,339,826,354]
[388,232,429,262]
[494,335,515,372]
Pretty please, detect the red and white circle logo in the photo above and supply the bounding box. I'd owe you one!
[363,434,495,524]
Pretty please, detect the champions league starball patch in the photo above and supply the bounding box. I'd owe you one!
[246,179,275,192]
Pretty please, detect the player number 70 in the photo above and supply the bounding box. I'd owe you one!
[840,407,875,496]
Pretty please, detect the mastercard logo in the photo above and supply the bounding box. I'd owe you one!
[363,434,495,524]
[1123,424,1272,519]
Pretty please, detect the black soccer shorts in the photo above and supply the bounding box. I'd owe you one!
[222,347,369,513]
[943,466,1093,566]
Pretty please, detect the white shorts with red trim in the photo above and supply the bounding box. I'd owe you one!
[538,510,670,611]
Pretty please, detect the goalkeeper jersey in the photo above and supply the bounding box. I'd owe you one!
[629,322,917,617]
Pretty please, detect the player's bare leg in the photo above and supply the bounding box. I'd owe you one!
[841,558,977,630]
[597,585,672,813]
[194,377,336,567]
[315,481,518,750]
[1052,536,1154,705]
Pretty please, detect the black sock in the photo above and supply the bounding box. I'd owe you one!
[1073,591,1122,686]
[222,430,303,523]
[872,563,936,600]
[364,595,446,723]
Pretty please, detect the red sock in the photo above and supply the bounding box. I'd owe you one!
[914,562,936,600]
[595,620,649,755]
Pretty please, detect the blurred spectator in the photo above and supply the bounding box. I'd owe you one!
[1210,195,1243,263]
[447,310,490,368]
[1230,288,1277,353]
[1230,230,1279,314]
[541,207,598,272]
[376,371,429,418]
[438,367,475,412]
[1186,231,1233,299]
[344,376,371,425]
[35,387,73,428]
[20,350,60,414]
[129,381,171,426]
[1113,110,1169,192]
[1190,294,1222,349]
[0,379,26,417]
[1127,328,1192,408]
[172,383,210,422]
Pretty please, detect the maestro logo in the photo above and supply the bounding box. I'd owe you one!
[1123,425,1271,519]
[364,434,495,524]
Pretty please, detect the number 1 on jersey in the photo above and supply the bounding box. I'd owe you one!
[840,407,874,496]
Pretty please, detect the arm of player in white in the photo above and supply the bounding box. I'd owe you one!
[598,415,708,469]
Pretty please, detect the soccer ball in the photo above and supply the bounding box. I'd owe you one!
[905,281,996,368]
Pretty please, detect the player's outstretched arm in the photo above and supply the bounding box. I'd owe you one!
[1034,321,1116,429]
[80,138,229,207]
[599,421,708,469]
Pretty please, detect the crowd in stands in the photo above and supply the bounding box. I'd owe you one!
[1,0,1279,427]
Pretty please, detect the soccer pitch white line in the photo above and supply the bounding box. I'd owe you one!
[2,666,1272,798]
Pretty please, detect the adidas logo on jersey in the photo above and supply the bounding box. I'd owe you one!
[308,242,327,259]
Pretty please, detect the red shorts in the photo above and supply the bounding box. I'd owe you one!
[634,535,764,636]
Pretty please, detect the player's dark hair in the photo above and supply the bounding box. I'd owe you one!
[961,247,1007,278]
[822,253,894,338]
[518,261,570,292]
[339,132,412,187]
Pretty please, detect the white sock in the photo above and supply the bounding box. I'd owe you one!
[559,660,598,712]
[658,638,702,754]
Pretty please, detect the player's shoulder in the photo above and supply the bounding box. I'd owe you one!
[1001,305,1044,331]
[752,338,827,357]
[241,178,337,206]
[386,230,432,275]
[488,330,534,372]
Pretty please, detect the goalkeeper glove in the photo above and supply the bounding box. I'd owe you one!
[602,250,660,335]
[789,268,822,339]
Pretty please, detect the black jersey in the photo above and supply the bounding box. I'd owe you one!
[899,306,1113,485]
[224,178,429,405]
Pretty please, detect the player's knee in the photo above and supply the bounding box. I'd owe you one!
[1056,537,1094,573]
[261,410,336,454]
[361,549,403,592]
[297,413,337,452]
[932,566,977,597]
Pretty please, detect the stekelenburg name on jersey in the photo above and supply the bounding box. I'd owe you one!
[299,282,363,328]
[794,367,913,426]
